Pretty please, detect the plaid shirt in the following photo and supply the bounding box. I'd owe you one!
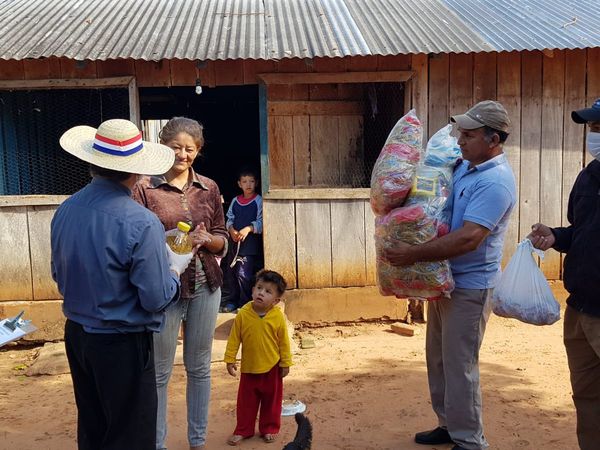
[132,170,228,298]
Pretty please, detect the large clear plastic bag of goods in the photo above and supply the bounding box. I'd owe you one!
[375,205,454,299]
[492,239,560,325]
[405,124,461,237]
[374,124,461,300]
[370,109,423,216]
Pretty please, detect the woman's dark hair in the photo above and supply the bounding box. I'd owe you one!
[255,269,287,296]
[89,164,132,182]
[159,117,204,149]
[483,126,509,144]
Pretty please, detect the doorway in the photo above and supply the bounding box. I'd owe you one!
[139,85,260,205]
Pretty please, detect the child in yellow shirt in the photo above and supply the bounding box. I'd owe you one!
[224,269,292,446]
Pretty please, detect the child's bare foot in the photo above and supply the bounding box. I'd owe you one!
[262,433,277,443]
[227,434,244,446]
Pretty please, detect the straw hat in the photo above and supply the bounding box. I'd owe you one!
[59,119,175,175]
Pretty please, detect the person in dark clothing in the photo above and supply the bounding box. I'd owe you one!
[221,168,263,312]
[529,98,600,450]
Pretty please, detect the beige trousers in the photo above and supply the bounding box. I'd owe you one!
[426,287,492,450]
[564,305,600,450]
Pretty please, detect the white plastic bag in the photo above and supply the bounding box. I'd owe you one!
[492,239,560,325]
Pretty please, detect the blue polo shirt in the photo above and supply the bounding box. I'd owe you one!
[449,154,516,289]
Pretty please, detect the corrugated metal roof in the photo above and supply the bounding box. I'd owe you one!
[0,0,267,60]
[264,0,370,59]
[263,0,492,59]
[442,0,600,51]
[343,0,493,55]
[0,0,598,61]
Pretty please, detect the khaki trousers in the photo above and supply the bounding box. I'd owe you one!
[564,305,600,450]
[426,288,492,450]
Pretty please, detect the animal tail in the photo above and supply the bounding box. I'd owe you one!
[282,413,312,450]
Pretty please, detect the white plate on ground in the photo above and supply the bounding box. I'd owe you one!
[281,399,306,416]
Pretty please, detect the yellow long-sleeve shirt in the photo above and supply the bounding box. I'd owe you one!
[224,302,293,374]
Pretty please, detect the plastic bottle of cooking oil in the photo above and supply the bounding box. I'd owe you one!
[167,221,193,254]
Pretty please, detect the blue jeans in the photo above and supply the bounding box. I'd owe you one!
[154,286,221,449]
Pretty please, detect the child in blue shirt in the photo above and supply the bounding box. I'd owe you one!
[221,169,263,312]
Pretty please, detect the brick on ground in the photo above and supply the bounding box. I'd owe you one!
[390,322,420,337]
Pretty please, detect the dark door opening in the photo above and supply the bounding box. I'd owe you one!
[139,85,260,205]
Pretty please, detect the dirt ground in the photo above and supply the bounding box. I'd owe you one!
[0,299,577,450]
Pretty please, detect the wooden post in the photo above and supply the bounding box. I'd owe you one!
[259,83,270,194]
[519,51,543,249]
[449,53,473,119]
[497,52,522,265]
[540,50,565,279]
[128,77,140,128]
[473,52,497,102]
[411,53,428,135]
[428,54,449,139]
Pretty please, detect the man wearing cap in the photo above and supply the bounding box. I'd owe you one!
[51,119,194,450]
[528,99,600,450]
[384,101,516,450]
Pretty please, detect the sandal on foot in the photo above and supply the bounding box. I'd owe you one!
[227,435,244,446]
[262,434,277,443]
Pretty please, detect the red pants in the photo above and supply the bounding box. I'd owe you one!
[234,364,283,437]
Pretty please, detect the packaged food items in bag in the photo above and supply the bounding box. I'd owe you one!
[492,239,560,325]
[405,124,461,238]
[375,205,454,298]
[375,124,461,299]
[370,110,423,216]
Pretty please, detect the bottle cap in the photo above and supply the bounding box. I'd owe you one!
[177,221,191,233]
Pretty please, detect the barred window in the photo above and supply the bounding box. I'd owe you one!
[0,88,129,195]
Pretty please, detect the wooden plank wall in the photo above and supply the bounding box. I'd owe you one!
[261,57,410,288]
[0,55,409,294]
[413,49,600,278]
[0,203,62,301]
[263,197,373,289]
[267,85,365,188]
[0,206,33,300]
[520,52,543,267]
[0,55,408,86]
[2,51,600,284]
[497,52,521,267]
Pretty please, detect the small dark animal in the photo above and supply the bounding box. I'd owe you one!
[282,413,312,450]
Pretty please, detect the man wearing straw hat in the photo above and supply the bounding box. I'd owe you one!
[51,119,193,450]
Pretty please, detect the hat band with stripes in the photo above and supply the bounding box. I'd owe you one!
[92,132,144,156]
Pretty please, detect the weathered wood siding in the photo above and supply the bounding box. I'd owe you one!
[0,55,408,86]
[411,49,600,280]
[1,50,599,291]
[263,194,373,289]
[267,88,365,189]
[0,197,66,301]
[263,50,600,285]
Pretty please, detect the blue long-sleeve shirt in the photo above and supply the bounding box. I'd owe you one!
[51,177,180,333]
[225,194,263,256]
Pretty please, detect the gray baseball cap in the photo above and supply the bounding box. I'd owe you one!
[451,100,510,133]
